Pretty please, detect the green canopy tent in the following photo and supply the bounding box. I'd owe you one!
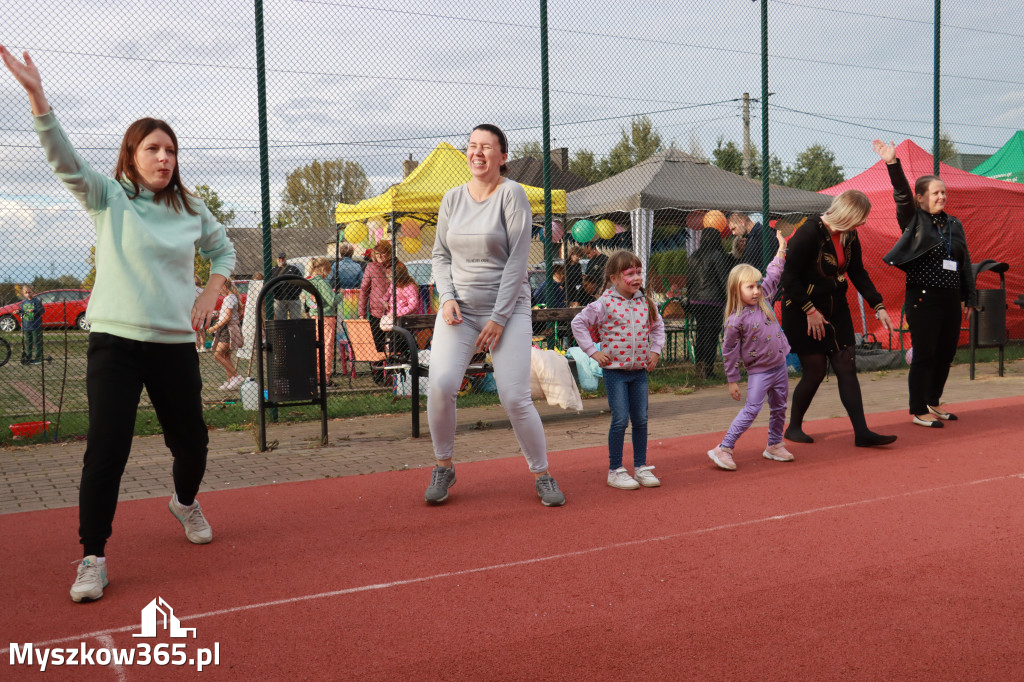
[972,131,1024,183]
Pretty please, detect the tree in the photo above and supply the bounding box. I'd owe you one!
[280,159,371,231]
[601,116,663,177]
[194,185,235,228]
[511,140,544,160]
[569,149,604,184]
[784,144,844,191]
[934,131,958,164]
[712,137,748,176]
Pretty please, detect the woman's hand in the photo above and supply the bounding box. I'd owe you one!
[647,351,660,371]
[192,289,220,331]
[475,320,504,353]
[872,139,897,165]
[876,308,895,332]
[0,47,49,114]
[728,382,741,401]
[591,350,611,367]
[806,308,828,341]
[442,299,462,325]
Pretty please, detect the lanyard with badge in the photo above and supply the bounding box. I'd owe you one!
[938,218,957,272]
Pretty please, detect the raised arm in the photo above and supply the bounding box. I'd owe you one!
[872,139,915,230]
[1,47,50,115]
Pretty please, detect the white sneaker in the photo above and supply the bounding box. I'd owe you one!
[168,495,213,544]
[70,556,108,603]
[226,375,245,389]
[634,465,661,487]
[607,467,640,490]
[219,381,231,390]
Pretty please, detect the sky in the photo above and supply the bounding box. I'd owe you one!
[1,0,1022,282]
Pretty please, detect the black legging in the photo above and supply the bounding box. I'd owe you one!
[789,346,871,436]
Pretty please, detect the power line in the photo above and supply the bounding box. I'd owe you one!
[770,0,1024,39]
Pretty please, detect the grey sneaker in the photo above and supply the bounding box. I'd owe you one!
[70,555,108,603]
[535,474,566,507]
[168,494,213,544]
[425,465,456,504]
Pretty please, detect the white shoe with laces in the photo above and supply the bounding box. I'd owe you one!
[70,555,108,603]
[168,494,213,544]
[226,375,245,389]
[607,467,640,490]
[634,465,661,487]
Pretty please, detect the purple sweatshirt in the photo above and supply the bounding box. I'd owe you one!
[722,256,791,383]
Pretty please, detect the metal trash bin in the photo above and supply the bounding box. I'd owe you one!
[265,318,317,401]
[975,288,1007,347]
[969,260,1010,379]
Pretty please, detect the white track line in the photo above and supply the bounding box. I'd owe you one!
[96,634,127,682]
[6,472,1022,655]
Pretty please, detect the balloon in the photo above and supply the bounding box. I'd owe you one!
[571,219,596,243]
[346,221,368,244]
[551,220,564,242]
[703,210,727,231]
[595,219,616,240]
[366,218,386,242]
[400,236,422,254]
[685,210,706,231]
[614,222,627,234]
[400,218,421,239]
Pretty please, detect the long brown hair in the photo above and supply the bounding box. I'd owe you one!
[602,250,658,322]
[390,261,416,287]
[370,240,394,267]
[114,118,197,215]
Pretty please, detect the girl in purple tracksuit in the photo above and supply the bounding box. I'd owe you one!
[571,250,666,490]
[708,231,793,471]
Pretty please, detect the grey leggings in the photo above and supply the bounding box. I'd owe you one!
[427,309,549,473]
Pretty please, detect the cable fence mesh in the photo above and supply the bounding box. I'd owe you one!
[1,1,1021,440]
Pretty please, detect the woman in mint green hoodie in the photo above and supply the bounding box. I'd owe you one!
[2,47,237,603]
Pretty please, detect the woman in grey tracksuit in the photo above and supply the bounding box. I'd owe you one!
[423,124,565,507]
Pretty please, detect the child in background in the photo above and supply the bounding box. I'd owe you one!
[209,280,244,389]
[194,275,207,352]
[304,257,339,383]
[708,231,793,471]
[19,284,44,364]
[571,250,665,489]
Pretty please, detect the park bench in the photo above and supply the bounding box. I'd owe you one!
[392,307,583,437]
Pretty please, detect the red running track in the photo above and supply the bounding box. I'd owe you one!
[3,398,1024,680]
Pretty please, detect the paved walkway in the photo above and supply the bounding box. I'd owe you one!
[2,360,1022,514]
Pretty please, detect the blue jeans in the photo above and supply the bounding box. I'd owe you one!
[603,368,649,470]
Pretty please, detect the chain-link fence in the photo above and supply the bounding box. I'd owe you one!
[2,1,1022,442]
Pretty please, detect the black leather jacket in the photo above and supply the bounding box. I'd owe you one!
[882,160,976,305]
[687,245,733,304]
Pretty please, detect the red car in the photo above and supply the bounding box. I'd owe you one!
[0,289,92,332]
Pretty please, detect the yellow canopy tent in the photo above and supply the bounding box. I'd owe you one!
[334,142,566,226]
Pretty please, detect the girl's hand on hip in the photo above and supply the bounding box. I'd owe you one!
[590,350,611,367]
[191,289,219,331]
[806,309,827,341]
[646,351,660,371]
[475,320,504,352]
[442,300,462,325]
[728,382,741,401]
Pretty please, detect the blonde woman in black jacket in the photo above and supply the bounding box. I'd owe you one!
[873,140,976,428]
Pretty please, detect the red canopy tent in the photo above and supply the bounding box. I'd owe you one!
[821,140,1024,345]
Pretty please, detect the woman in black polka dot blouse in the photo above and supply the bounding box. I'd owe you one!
[873,140,976,428]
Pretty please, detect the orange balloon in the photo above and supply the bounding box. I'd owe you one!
[703,210,727,231]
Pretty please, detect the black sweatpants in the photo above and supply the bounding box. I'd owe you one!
[79,333,209,557]
[904,287,962,415]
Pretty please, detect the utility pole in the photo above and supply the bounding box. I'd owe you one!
[742,93,752,178]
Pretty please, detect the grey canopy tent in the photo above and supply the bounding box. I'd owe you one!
[566,148,833,279]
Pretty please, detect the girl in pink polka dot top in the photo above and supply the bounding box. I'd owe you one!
[571,250,666,490]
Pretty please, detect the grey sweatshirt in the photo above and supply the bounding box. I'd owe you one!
[432,179,533,325]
